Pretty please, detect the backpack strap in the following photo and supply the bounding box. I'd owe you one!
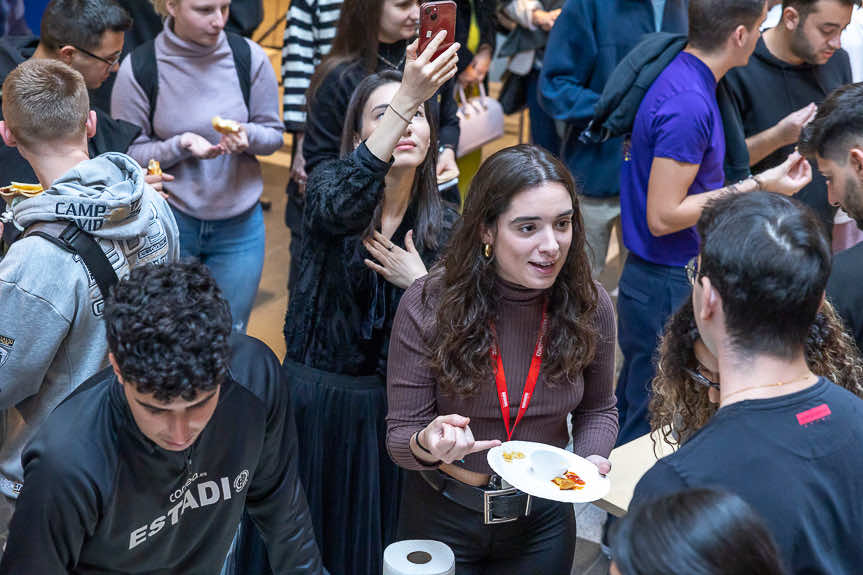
[24,222,119,300]
[130,39,159,137]
[225,32,252,112]
[130,35,251,137]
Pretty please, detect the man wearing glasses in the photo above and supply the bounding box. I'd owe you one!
[0,0,169,248]
[632,191,863,573]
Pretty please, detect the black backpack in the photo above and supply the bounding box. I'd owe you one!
[24,222,119,300]
[130,32,252,136]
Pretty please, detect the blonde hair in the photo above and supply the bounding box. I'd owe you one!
[150,0,170,17]
[1,59,89,148]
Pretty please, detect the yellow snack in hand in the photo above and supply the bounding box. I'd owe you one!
[212,116,240,135]
[0,182,44,199]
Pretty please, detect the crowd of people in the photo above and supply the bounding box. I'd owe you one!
[0,0,863,574]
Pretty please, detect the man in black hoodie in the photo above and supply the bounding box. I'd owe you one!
[719,0,856,234]
[0,261,324,574]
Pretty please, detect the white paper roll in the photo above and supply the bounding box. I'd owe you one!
[383,540,455,575]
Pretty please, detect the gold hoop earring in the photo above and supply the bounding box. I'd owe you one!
[483,243,492,260]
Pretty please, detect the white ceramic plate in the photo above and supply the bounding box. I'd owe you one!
[487,440,611,503]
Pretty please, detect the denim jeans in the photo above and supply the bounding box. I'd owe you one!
[172,204,265,333]
[615,253,691,446]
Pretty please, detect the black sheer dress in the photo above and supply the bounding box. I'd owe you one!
[282,142,457,575]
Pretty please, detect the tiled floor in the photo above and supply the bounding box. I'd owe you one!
[247,115,621,574]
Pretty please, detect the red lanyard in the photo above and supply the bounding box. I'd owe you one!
[490,302,548,441]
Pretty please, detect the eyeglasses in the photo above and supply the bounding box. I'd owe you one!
[685,256,700,287]
[682,366,720,390]
[73,45,122,68]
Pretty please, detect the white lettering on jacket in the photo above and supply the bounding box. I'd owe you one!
[128,472,247,550]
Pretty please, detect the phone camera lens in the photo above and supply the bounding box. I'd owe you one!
[431,12,437,20]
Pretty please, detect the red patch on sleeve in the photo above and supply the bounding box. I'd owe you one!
[796,404,831,426]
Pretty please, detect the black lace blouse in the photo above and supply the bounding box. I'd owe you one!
[283,142,458,377]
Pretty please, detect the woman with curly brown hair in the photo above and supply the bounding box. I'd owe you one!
[650,297,863,447]
[386,144,618,574]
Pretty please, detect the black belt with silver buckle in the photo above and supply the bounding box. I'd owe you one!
[419,470,532,525]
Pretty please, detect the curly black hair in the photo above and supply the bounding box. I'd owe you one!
[105,261,233,402]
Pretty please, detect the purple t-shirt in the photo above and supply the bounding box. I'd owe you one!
[620,51,726,267]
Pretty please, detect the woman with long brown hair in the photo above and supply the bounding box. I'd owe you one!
[276,37,459,575]
[650,297,863,447]
[387,144,618,573]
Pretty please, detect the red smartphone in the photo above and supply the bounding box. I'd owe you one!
[418,1,456,61]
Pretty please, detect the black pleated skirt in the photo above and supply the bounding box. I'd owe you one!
[284,359,402,575]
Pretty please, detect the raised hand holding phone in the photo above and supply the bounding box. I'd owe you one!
[418,1,456,60]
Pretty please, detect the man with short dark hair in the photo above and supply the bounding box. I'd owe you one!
[632,191,863,574]
[614,0,813,445]
[0,261,324,574]
[720,0,857,237]
[0,0,171,248]
[0,0,137,186]
[800,82,863,351]
[0,58,178,549]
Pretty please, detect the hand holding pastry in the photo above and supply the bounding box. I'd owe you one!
[219,124,249,155]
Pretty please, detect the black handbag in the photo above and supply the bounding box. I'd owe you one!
[499,71,529,115]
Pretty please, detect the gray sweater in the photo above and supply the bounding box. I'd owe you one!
[0,153,179,500]
[111,20,284,220]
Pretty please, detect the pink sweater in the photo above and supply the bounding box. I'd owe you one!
[386,276,619,474]
[111,20,284,220]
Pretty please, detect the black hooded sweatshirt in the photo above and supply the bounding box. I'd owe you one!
[719,36,851,234]
[0,335,324,574]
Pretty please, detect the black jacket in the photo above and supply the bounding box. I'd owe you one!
[719,37,851,232]
[0,335,323,575]
[284,143,457,377]
[579,33,687,144]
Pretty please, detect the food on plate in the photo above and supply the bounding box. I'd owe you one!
[147,159,162,176]
[502,450,526,463]
[551,471,586,491]
[212,116,241,135]
[0,182,44,199]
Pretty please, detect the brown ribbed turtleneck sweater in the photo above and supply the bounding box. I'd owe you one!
[386,276,619,474]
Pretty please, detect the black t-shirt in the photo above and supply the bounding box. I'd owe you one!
[632,379,863,575]
[827,241,863,354]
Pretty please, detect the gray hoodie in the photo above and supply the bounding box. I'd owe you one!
[0,152,179,500]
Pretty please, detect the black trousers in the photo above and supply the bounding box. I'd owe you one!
[397,471,577,575]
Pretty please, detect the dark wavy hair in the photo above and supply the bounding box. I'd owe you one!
[612,488,787,575]
[424,145,598,397]
[340,70,443,253]
[800,82,863,164]
[105,261,233,402]
[650,296,863,447]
